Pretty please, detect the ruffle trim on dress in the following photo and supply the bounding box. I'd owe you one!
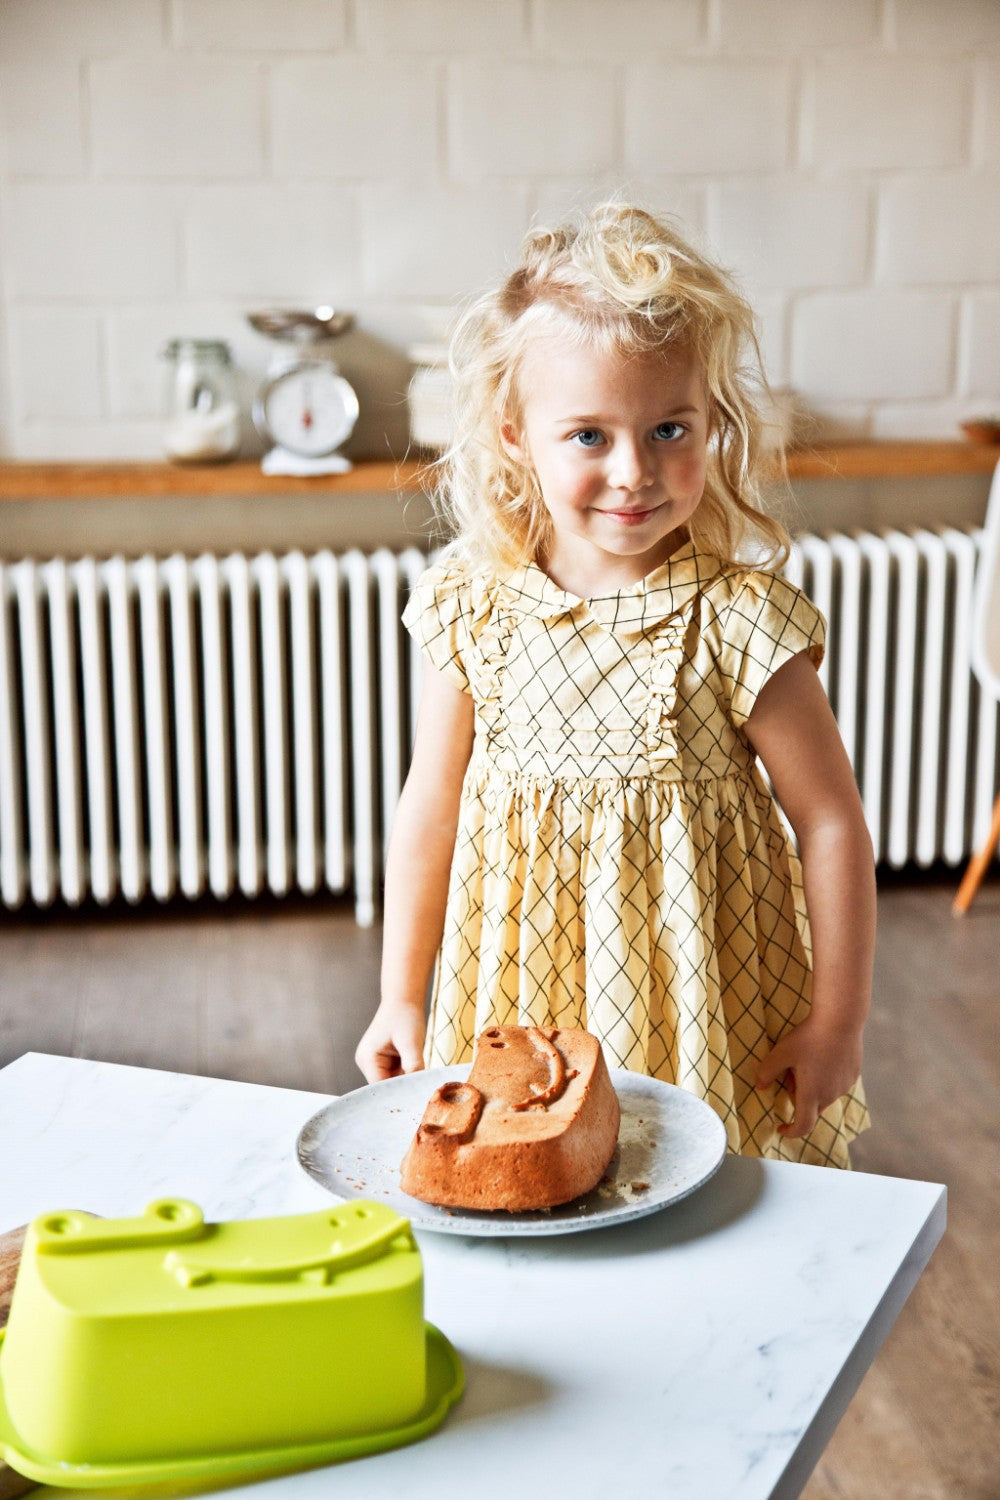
[470,602,519,747]
[645,613,691,773]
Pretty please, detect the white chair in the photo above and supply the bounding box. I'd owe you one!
[954,457,1000,914]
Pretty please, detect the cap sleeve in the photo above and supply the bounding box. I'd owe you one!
[721,571,826,729]
[401,560,474,694]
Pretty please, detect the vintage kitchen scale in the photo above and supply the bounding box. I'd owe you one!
[248,307,360,476]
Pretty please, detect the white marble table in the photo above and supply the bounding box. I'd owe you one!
[0,1053,945,1500]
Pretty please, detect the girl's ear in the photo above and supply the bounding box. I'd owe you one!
[500,415,528,463]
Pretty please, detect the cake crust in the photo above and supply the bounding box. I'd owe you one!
[399,1026,621,1212]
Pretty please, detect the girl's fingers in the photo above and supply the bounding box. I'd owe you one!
[356,1035,398,1083]
[777,1090,819,1139]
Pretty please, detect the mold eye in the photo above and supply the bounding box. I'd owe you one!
[422,1123,442,1135]
[354,1207,371,1219]
[44,1216,71,1234]
[490,1042,507,1048]
[155,1202,182,1221]
[485,1028,501,1038]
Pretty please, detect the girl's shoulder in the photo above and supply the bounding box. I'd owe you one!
[696,552,824,650]
[701,557,810,613]
[403,548,500,623]
[697,558,826,727]
[401,548,502,690]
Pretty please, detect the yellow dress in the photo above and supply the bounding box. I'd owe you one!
[401,539,871,1168]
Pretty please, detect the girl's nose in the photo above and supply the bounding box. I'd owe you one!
[609,441,654,491]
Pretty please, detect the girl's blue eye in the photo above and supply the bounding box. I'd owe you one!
[654,422,685,441]
[573,429,604,448]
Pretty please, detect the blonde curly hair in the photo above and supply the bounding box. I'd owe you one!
[425,201,789,575]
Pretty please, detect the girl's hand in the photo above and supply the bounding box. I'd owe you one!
[754,1015,864,1142]
[355,1002,427,1085]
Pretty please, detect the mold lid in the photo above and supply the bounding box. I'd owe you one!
[27,1199,418,1313]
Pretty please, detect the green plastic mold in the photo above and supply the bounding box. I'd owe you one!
[0,1198,462,1488]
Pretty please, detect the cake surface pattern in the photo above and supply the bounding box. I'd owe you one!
[399,1026,621,1211]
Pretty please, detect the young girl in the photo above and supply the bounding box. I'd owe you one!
[356,203,873,1168]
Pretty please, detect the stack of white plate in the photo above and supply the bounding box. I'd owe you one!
[407,341,454,453]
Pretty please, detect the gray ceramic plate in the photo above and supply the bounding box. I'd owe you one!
[296,1067,728,1237]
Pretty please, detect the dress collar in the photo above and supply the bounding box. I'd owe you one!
[497,539,721,633]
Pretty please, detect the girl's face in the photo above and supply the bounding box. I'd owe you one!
[501,335,710,589]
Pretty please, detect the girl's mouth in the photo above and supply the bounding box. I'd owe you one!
[598,504,662,526]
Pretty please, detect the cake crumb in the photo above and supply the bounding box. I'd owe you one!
[630,1181,650,1193]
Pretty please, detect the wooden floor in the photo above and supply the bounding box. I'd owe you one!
[1,870,997,1498]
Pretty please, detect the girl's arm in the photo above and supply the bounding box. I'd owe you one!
[354,662,474,1084]
[744,650,875,1142]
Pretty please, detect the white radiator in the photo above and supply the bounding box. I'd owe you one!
[1,530,997,923]
[786,527,998,868]
[0,548,426,926]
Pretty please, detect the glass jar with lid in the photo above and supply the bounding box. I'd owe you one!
[162,338,241,464]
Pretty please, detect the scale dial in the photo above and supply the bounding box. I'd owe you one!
[254,361,359,458]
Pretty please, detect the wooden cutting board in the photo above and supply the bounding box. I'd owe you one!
[0,1225,39,1498]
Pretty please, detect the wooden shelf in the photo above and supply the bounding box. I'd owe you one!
[0,459,427,500]
[777,441,999,479]
[0,443,996,501]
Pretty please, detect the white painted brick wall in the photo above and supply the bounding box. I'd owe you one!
[535,0,704,58]
[890,0,1000,51]
[10,309,103,421]
[183,186,359,299]
[0,0,996,459]
[361,182,528,298]
[0,0,163,55]
[753,293,790,390]
[804,56,968,171]
[960,292,1000,403]
[878,175,1000,286]
[2,185,178,299]
[707,181,870,294]
[172,0,348,52]
[271,58,440,178]
[715,0,882,54]
[971,59,1000,167]
[0,60,85,176]
[90,59,266,179]
[357,0,528,54]
[871,401,981,442]
[450,62,616,177]
[792,291,955,402]
[626,64,792,174]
